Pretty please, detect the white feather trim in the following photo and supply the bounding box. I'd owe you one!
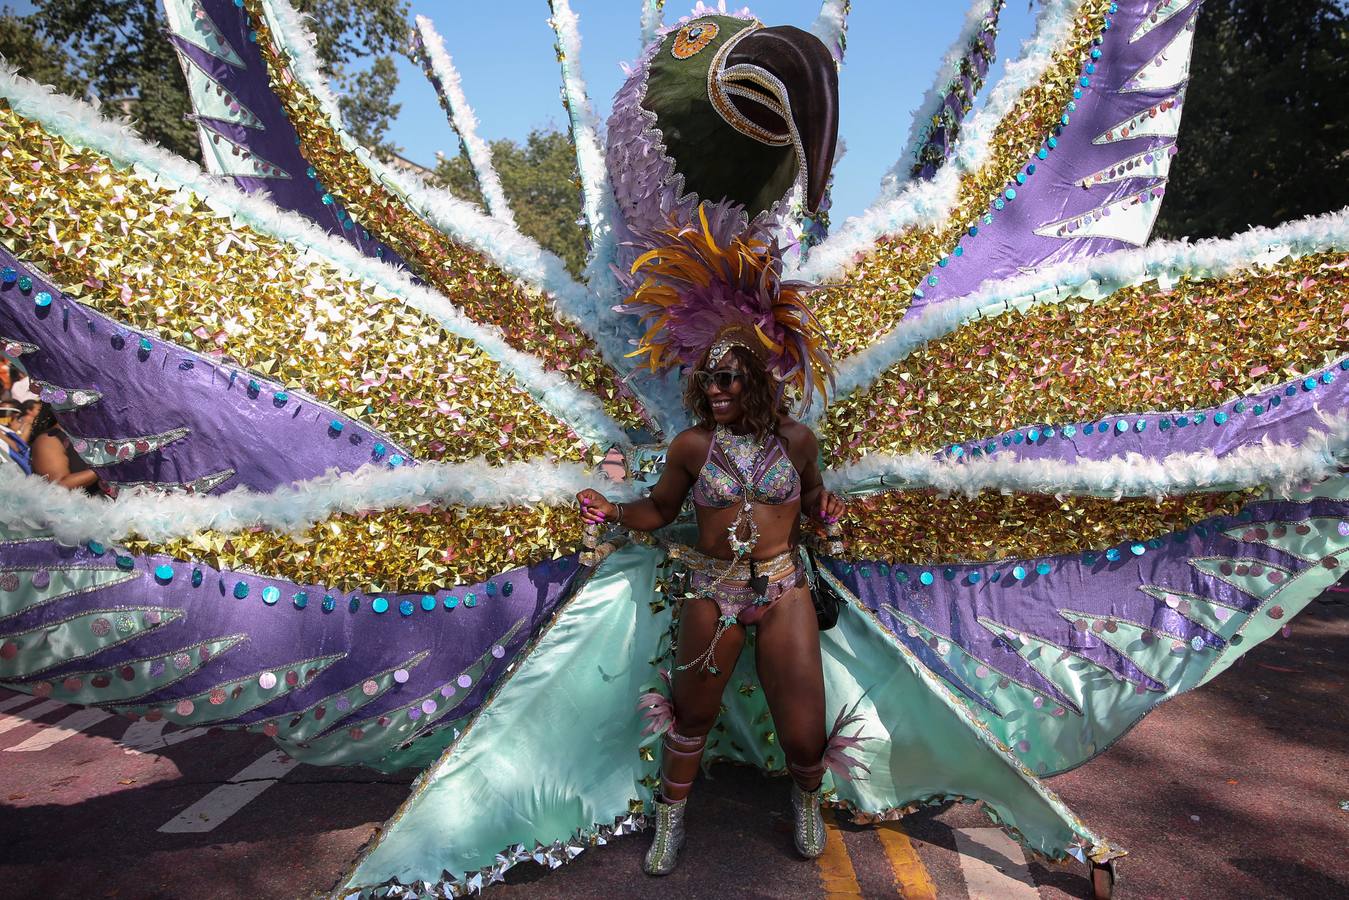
[877,0,1001,200]
[639,1,665,50]
[0,459,638,548]
[808,0,852,64]
[826,411,1349,500]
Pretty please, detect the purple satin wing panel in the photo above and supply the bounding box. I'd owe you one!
[909,0,1199,319]
[165,0,407,270]
[1,536,580,748]
[0,244,414,491]
[825,487,1349,714]
[944,356,1348,464]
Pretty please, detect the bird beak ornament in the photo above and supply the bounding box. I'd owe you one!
[609,15,840,413]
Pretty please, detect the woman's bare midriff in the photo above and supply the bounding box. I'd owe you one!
[693,499,803,560]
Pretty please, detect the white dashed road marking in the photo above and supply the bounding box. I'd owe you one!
[0,698,65,735]
[5,707,111,752]
[157,749,301,833]
[952,827,1041,900]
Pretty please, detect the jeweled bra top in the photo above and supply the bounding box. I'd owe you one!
[692,427,802,509]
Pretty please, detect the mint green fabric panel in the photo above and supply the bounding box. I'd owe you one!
[118,652,345,726]
[0,607,182,678]
[817,601,1109,860]
[345,544,667,891]
[17,634,245,706]
[0,566,138,621]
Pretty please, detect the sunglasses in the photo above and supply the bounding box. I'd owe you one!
[693,369,743,392]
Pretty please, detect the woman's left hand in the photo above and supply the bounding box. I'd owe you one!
[815,490,845,524]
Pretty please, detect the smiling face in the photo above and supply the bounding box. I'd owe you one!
[703,351,747,426]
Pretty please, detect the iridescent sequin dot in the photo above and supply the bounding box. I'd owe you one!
[457,673,473,688]
[259,672,278,690]
[90,617,111,636]
[393,669,410,684]
[362,680,379,696]
[490,645,506,659]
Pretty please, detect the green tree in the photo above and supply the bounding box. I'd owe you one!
[434,129,589,278]
[0,9,86,96]
[1154,0,1349,239]
[19,0,408,162]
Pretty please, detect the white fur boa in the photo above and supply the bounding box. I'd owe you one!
[826,412,1349,500]
[0,459,638,547]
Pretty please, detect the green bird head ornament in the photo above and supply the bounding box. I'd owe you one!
[608,10,840,409]
[607,12,840,242]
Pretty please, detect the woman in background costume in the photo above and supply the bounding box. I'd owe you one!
[0,3,1346,898]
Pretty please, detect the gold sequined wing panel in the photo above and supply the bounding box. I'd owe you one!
[806,0,1200,358]
[0,69,634,504]
[822,231,1349,563]
[811,226,1349,777]
[187,0,651,435]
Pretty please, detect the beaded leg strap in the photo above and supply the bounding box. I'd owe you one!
[660,730,707,796]
[787,758,827,790]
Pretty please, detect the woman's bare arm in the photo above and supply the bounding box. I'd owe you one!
[578,429,706,531]
[784,422,844,522]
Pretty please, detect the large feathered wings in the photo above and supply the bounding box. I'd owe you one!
[0,0,1346,867]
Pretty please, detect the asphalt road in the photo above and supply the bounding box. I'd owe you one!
[0,597,1344,899]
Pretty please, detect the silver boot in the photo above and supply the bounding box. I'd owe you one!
[790,782,827,859]
[643,797,687,875]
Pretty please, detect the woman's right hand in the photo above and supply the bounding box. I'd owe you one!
[576,489,618,525]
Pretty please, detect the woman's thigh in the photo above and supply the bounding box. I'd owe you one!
[754,586,826,759]
[671,596,746,733]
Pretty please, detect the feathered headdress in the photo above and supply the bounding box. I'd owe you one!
[618,205,834,408]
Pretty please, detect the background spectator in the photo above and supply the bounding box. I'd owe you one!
[29,403,112,496]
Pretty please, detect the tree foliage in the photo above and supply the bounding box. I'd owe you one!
[434,129,589,278]
[1154,0,1349,239]
[0,9,86,96]
[10,0,408,162]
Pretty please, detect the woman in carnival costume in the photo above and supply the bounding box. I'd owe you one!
[1,2,1347,898]
[578,325,849,872]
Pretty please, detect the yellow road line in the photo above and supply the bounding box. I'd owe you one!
[816,808,864,898]
[877,821,938,899]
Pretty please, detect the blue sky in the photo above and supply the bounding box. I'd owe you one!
[390,2,1039,221]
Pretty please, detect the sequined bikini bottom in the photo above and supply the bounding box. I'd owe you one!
[680,548,805,624]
